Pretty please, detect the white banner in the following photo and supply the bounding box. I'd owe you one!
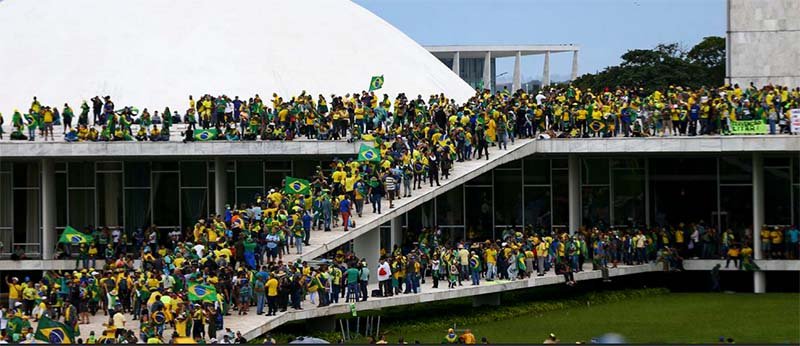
[791,109,800,134]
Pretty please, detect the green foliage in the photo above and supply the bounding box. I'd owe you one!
[574,37,725,93]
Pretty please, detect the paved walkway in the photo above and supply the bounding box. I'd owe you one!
[65,262,655,342]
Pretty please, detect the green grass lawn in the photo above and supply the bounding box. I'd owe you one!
[367,293,799,344]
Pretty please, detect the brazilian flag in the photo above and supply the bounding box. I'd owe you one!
[284,177,311,195]
[58,226,94,244]
[35,316,74,344]
[187,282,218,302]
[193,128,219,141]
[369,75,384,91]
[357,144,381,163]
[7,316,30,334]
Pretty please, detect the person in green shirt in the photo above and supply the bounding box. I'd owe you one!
[344,266,360,302]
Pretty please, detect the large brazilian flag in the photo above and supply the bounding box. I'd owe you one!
[369,75,384,91]
[284,177,311,195]
[58,226,94,244]
[187,282,218,302]
[7,316,30,334]
[357,144,381,163]
[35,316,74,344]
[193,128,219,141]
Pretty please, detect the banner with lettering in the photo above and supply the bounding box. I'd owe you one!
[730,120,767,135]
[790,109,800,134]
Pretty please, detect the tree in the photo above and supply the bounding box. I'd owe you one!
[573,36,725,93]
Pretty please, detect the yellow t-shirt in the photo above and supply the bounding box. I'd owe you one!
[266,278,279,296]
[484,248,497,264]
[8,283,21,300]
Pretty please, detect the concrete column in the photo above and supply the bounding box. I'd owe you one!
[752,153,766,293]
[214,157,228,216]
[389,215,403,251]
[571,50,579,81]
[452,51,460,76]
[542,51,551,87]
[568,155,581,235]
[353,227,380,285]
[41,158,56,260]
[512,51,522,91]
[482,51,491,91]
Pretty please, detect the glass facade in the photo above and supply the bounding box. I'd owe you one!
[1,154,797,257]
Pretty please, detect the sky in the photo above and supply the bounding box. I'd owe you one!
[355,0,726,82]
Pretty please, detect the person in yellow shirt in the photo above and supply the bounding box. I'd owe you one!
[6,277,21,310]
[725,244,741,269]
[484,244,497,281]
[265,276,279,316]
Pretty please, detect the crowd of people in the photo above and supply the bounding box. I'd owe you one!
[1,84,797,344]
[1,83,798,142]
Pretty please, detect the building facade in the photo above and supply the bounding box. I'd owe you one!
[2,143,797,259]
[726,0,800,87]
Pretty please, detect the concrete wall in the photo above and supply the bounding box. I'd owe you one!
[727,0,800,87]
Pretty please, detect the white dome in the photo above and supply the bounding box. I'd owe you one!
[0,0,475,115]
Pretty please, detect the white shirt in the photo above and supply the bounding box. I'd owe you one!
[193,244,205,257]
[377,262,391,281]
[535,93,546,105]
[112,229,121,243]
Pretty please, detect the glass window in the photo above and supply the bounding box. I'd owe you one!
[0,173,12,228]
[551,158,568,169]
[55,173,67,227]
[13,189,40,244]
[649,157,717,227]
[124,189,151,234]
[610,158,644,169]
[13,162,39,187]
[465,186,493,240]
[494,169,522,227]
[551,169,569,227]
[182,189,208,229]
[180,162,207,187]
[719,185,752,234]
[524,159,550,185]
[264,160,292,171]
[293,160,319,179]
[499,160,521,169]
[237,161,263,186]
[68,162,95,187]
[764,167,791,225]
[125,162,150,187]
[719,156,752,184]
[407,199,434,232]
[152,161,179,171]
[442,227,466,245]
[524,186,551,229]
[97,173,123,227]
[582,186,610,229]
[794,185,799,226]
[612,168,646,226]
[68,189,95,228]
[581,159,609,185]
[236,187,263,207]
[764,156,790,167]
[152,173,179,226]
[265,171,288,191]
[96,161,122,171]
[208,171,216,214]
[226,171,236,207]
[436,186,463,226]
[466,171,492,186]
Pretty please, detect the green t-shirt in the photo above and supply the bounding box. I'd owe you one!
[344,267,360,285]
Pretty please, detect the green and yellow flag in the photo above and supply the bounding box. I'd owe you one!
[35,316,74,344]
[284,177,311,195]
[58,226,93,244]
[369,75,384,91]
[193,129,219,141]
[357,144,381,163]
[7,315,30,334]
[187,282,218,302]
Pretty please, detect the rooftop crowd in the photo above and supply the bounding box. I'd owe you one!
[1,83,798,143]
[1,84,798,344]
